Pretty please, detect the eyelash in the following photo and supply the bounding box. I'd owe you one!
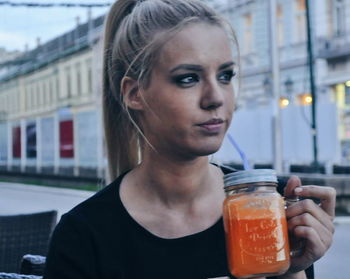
[173,74,199,87]
[172,70,236,88]
[218,70,236,84]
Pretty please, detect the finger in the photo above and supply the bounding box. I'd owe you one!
[294,186,336,218]
[288,213,333,248]
[288,225,327,272]
[294,225,326,261]
[286,199,334,233]
[284,175,302,198]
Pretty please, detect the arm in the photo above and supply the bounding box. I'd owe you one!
[278,176,336,279]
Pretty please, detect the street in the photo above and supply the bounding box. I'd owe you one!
[314,222,350,279]
[0,181,349,278]
[0,181,93,219]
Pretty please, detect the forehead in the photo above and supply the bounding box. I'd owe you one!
[156,22,233,70]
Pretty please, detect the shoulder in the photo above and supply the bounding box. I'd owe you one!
[55,172,128,235]
[46,173,129,268]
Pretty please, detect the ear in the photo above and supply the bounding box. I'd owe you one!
[120,76,144,111]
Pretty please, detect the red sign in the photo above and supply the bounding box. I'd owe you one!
[59,120,74,158]
[12,126,21,158]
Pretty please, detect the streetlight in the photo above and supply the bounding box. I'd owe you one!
[279,97,290,108]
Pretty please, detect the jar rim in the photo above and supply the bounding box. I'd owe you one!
[224,169,278,188]
[224,182,278,193]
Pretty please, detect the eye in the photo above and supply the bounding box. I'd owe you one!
[218,70,236,84]
[172,73,199,88]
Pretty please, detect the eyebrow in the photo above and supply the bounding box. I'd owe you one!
[169,61,235,73]
[219,61,236,71]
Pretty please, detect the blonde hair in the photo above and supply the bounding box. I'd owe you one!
[103,0,237,181]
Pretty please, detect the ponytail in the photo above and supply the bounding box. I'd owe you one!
[102,0,140,182]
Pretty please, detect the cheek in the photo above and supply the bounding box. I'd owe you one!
[225,90,235,115]
[144,98,190,132]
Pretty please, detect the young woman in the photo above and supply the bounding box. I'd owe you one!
[44,0,336,278]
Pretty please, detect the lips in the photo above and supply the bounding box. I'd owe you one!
[197,118,224,133]
[199,118,224,125]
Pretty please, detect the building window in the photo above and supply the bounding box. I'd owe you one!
[6,95,9,113]
[345,85,350,105]
[12,90,16,113]
[43,82,47,105]
[243,13,253,54]
[14,91,17,112]
[38,84,43,107]
[28,86,31,110]
[334,0,346,36]
[277,4,284,46]
[86,58,93,95]
[344,113,350,139]
[25,87,28,110]
[66,67,72,98]
[88,67,92,94]
[76,63,81,95]
[11,91,14,112]
[34,85,38,108]
[9,91,12,112]
[295,0,306,42]
[56,76,60,100]
[49,79,53,103]
[14,90,18,112]
[17,90,20,112]
[25,87,28,111]
[28,86,33,109]
[0,97,2,114]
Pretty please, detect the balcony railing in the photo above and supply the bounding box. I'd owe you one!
[317,33,350,59]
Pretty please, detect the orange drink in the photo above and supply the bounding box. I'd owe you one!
[223,169,290,278]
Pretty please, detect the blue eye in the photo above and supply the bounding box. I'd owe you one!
[218,70,236,84]
[173,74,199,87]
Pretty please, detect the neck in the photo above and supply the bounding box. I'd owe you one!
[134,148,220,208]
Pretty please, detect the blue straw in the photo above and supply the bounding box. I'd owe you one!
[227,133,251,170]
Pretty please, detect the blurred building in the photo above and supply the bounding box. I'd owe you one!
[211,0,350,170]
[0,47,22,63]
[0,0,349,179]
[0,14,105,178]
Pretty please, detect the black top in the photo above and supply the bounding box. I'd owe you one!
[44,166,313,279]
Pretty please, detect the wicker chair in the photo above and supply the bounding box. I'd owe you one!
[0,273,41,279]
[0,211,57,274]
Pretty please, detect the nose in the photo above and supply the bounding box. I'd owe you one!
[200,78,224,110]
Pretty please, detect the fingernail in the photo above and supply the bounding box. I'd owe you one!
[294,187,303,194]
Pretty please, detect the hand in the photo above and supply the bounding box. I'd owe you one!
[283,175,336,274]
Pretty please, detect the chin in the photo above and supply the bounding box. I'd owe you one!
[172,136,224,158]
[192,143,222,157]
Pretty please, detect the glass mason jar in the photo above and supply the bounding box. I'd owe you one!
[223,169,290,279]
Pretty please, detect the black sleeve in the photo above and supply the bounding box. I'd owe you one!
[43,213,98,279]
[305,265,314,279]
